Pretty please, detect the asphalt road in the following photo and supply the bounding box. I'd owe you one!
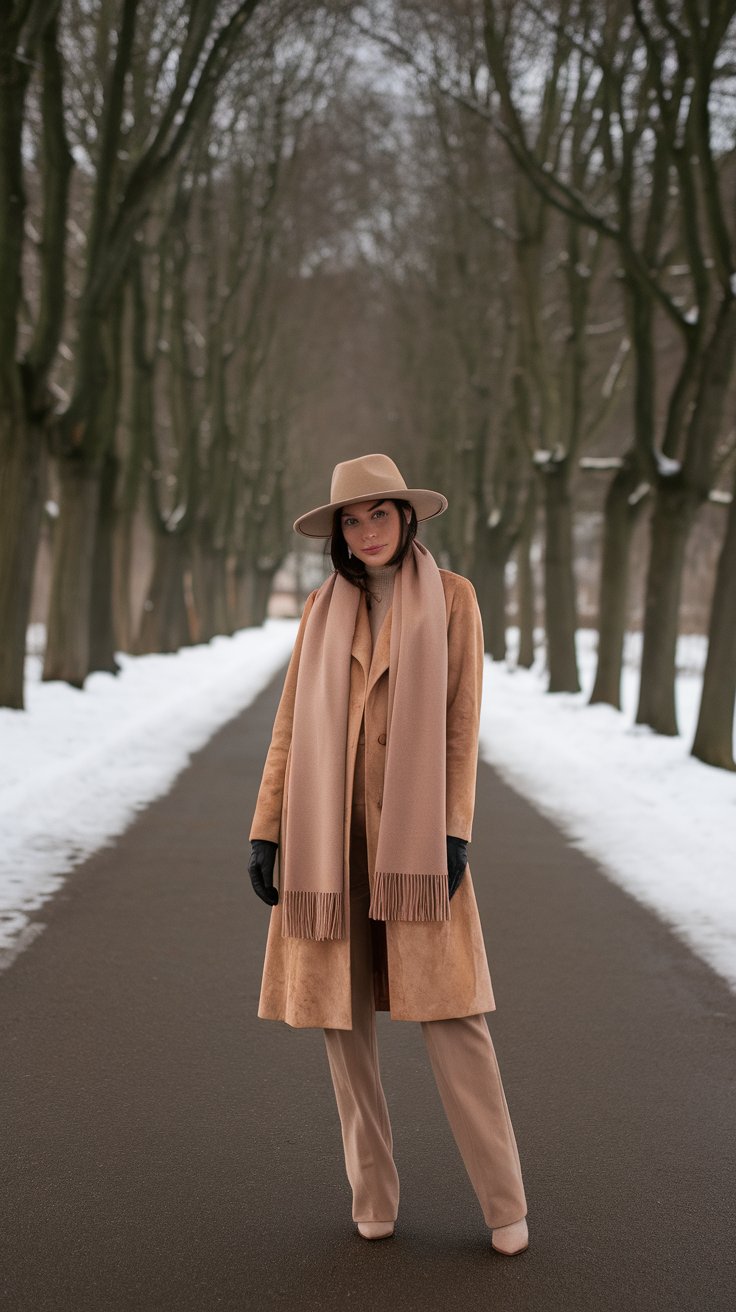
[1,668,735,1311]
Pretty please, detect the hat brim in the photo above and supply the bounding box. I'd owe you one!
[294,488,448,538]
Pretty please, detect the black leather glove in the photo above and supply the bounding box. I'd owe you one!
[447,835,468,900]
[248,839,279,906]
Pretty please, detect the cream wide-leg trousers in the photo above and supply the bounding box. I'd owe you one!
[323,776,527,1228]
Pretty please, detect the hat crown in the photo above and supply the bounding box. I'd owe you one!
[330,454,407,506]
[293,452,446,536]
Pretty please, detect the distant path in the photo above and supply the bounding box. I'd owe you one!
[1,670,734,1311]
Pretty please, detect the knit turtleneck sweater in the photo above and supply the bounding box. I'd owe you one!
[365,563,398,652]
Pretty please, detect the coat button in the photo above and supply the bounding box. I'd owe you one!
[378,734,386,745]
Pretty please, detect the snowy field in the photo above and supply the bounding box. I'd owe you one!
[0,621,299,968]
[2,618,735,993]
[480,630,736,992]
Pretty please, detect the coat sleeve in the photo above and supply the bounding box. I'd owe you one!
[249,590,317,844]
[444,575,484,842]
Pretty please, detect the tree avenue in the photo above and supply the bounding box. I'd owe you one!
[1,0,735,770]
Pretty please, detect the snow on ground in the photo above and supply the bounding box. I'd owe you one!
[480,630,736,992]
[0,621,299,967]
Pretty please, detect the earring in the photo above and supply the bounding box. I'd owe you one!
[348,546,352,559]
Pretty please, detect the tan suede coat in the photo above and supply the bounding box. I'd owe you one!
[250,569,495,1029]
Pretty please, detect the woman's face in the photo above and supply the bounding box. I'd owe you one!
[340,499,410,568]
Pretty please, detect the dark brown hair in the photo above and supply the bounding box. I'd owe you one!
[330,499,418,603]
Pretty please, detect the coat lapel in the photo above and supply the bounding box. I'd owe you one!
[351,593,392,697]
[367,604,392,696]
[351,592,372,679]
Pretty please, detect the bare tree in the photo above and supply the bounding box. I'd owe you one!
[692,455,736,769]
[130,15,345,647]
[0,2,73,708]
[40,0,273,688]
[367,0,630,688]
[476,0,736,740]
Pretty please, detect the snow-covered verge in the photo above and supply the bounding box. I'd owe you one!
[479,630,736,992]
[0,621,299,968]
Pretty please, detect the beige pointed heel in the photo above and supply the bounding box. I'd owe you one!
[357,1221,395,1240]
[491,1218,528,1255]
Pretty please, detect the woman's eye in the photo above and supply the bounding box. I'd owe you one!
[373,511,387,520]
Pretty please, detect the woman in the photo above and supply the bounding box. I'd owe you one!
[248,454,528,1254]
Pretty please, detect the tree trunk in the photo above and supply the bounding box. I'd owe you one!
[691,487,736,770]
[43,305,119,685]
[211,549,232,636]
[474,539,507,660]
[87,284,123,672]
[193,542,230,641]
[635,484,697,735]
[250,563,278,627]
[192,543,215,642]
[637,299,736,735]
[136,531,190,655]
[112,505,135,652]
[516,482,536,669]
[0,34,38,708]
[88,448,119,674]
[0,418,45,707]
[589,456,649,708]
[229,559,256,631]
[43,459,101,686]
[183,569,200,644]
[542,458,580,692]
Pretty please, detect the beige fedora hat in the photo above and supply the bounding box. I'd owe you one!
[294,453,447,538]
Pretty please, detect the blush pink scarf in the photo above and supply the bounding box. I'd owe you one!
[280,541,450,940]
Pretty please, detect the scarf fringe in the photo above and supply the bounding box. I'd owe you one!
[281,889,344,940]
[369,872,450,923]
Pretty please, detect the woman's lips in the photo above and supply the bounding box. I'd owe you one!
[362,545,385,554]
